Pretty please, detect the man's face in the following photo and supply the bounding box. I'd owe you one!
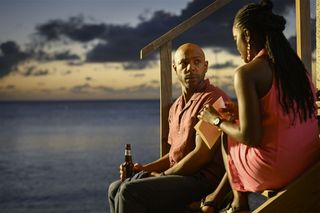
[173,45,208,91]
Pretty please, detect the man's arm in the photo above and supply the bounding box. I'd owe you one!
[163,134,216,176]
[136,153,171,173]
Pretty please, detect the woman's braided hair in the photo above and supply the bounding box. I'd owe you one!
[234,0,316,123]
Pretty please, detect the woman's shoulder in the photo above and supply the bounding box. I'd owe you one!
[234,58,273,97]
[236,58,271,80]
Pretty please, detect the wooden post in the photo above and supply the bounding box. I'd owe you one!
[159,42,172,157]
[296,0,312,81]
[317,0,320,89]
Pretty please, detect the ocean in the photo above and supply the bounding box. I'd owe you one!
[0,100,160,213]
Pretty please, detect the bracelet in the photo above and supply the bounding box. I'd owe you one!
[200,198,215,208]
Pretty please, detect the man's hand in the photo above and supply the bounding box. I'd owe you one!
[120,163,144,181]
[119,164,126,181]
[149,172,161,177]
[133,163,144,173]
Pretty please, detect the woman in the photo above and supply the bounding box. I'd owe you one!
[198,0,320,212]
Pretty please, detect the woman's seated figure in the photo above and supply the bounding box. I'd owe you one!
[198,0,320,212]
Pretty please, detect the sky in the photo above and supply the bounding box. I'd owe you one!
[0,0,316,101]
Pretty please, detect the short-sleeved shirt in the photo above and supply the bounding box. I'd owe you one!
[168,79,229,183]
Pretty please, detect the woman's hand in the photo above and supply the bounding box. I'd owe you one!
[197,104,220,125]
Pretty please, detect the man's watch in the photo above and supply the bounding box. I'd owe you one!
[213,117,223,127]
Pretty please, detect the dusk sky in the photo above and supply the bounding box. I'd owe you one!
[0,0,316,100]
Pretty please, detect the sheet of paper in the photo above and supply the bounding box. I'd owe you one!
[194,97,225,149]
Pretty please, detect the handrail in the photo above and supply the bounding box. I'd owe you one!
[140,0,232,59]
[296,0,312,80]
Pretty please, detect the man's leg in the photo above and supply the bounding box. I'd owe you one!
[118,174,213,213]
[108,179,122,213]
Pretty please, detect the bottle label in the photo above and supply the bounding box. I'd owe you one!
[125,150,131,156]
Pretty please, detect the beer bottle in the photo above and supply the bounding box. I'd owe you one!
[122,144,134,181]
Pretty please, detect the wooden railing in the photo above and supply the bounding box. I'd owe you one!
[140,0,315,157]
[296,0,312,82]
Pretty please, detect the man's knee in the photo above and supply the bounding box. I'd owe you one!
[108,180,121,200]
[119,181,140,201]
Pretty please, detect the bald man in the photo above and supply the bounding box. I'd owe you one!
[108,43,229,213]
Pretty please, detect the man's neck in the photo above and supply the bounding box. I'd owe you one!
[181,79,206,105]
[182,88,194,105]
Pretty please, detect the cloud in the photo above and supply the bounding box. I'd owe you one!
[132,73,145,78]
[122,61,157,70]
[34,0,296,63]
[69,83,160,99]
[0,41,29,77]
[21,66,50,77]
[6,85,16,90]
[150,80,159,85]
[0,0,305,78]
[53,50,80,60]
[210,60,237,69]
[62,70,72,75]
[287,18,316,52]
[67,61,84,66]
[208,75,235,98]
[70,83,92,94]
[95,85,115,92]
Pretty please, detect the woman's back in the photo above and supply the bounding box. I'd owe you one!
[229,60,320,191]
[241,51,273,99]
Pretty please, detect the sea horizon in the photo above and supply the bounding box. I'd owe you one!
[0,99,161,103]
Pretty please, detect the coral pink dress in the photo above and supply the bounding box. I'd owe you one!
[228,51,320,192]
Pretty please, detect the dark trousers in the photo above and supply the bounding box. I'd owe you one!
[108,171,214,213]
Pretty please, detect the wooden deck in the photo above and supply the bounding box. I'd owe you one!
[253,159,320,212]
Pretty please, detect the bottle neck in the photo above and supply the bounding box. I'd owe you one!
[125,149,131,156]
[125,155,132,162]
[125,149,132,162]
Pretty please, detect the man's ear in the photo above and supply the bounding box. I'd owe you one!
[204,61,208,73]
[172,64,177,73]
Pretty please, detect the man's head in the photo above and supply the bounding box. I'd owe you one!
[173,43,208,92]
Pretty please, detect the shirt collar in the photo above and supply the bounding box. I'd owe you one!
[189,79,210,101]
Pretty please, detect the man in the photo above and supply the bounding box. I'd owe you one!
[108,43,229,213]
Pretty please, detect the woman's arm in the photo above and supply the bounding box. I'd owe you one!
[199,64,263,147]
[222,66,262,146]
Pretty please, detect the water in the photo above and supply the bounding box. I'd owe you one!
[0,100,160,213]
